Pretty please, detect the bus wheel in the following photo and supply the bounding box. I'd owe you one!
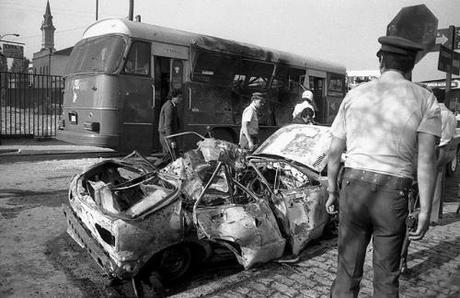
[211,128,235,143]
[446,147,459,177]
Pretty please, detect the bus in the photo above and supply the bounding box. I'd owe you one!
[346,70,380,90]
[57,18,346,154]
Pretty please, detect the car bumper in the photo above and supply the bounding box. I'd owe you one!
[63,204,135,279]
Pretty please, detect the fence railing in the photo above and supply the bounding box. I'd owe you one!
[0,71,64,138]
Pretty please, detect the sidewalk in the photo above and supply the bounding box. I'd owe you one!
[0,137,119,163]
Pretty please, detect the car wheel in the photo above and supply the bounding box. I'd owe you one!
[446,148,459,177]
[158,245,192,282]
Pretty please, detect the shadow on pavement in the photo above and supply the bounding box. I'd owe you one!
[403,237,460,279]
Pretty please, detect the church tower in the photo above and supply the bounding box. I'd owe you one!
[41,0,55,51]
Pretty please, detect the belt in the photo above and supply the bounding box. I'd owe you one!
[343,168,412,189]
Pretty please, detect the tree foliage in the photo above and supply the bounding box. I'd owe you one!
[9,57,30,73]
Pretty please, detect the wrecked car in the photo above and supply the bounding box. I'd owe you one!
[63,124,333,287]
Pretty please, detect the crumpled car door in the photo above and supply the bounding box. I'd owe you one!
[193,162,286,269]
[275,186,329,256]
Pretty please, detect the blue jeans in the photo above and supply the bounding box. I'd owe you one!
[331,169,410,298]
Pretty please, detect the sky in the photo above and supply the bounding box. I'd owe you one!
[0,0,459,82]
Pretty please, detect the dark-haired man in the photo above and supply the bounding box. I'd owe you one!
[157,89,183,165]
[326,35,441,297]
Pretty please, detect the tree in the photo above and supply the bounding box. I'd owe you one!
[0,54,7,72]
[9,57,30,73]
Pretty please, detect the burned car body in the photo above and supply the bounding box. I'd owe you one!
[63,124,332,282]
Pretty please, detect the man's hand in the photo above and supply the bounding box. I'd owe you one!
[170,141,177,149]
[408,212,430,241]
[325,193,338,215]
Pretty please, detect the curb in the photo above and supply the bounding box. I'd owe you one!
[0,151,121,164]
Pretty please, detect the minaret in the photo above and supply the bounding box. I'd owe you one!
[41,0,55,51]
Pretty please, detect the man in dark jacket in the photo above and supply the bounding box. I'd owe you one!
[157,89,183,165]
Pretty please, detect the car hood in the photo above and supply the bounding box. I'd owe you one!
[252,124,332,173]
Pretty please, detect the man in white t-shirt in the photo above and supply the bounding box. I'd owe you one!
[239,92,265,151]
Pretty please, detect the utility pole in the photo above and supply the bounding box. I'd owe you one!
[129,0,134,21]
[96,0,99,21]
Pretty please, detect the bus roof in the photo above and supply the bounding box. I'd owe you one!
[83,18,346,75]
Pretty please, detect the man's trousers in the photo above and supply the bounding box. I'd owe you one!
[331,168,411,298]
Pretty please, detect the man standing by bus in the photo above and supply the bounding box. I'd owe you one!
[325,35,441,297]
[239,92,265,151]
[157,89,183,165]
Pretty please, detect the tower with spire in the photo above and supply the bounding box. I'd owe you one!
[41,0,55,51]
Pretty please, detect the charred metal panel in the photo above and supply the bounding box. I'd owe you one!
[277,187,329,256]
[195,200,285,269]
[187,83,235,124]
[254,125,332,173]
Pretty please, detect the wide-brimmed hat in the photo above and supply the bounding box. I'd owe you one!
[377,35,424,57]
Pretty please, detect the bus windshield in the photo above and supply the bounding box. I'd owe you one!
[65,35,126,75]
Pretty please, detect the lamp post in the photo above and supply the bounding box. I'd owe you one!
[0,33,20,40]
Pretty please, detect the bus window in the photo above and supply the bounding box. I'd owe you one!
[123,41,151,76]
[65,35,126,74]
[192,51,235,86]
[328,73,345,97]
[238,59,273,92]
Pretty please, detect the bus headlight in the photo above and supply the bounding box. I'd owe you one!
[83,121,100,132]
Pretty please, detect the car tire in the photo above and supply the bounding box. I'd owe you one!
[446,147,459,177]
[158,245,192,283]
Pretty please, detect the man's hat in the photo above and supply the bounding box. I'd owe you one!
[377,35,424,57]
[251,92,265,101]
[377,4,438,62]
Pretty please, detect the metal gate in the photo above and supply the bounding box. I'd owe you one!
[0,71,64,138]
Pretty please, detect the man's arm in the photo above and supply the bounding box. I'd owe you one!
[409,132,438,241]
[326,136,346,214]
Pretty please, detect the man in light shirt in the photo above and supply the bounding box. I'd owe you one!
[326,35,441,297]
[431,88,457,224]
[239,92,265,151]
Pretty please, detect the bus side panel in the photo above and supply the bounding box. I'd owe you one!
[57,75,120,148]
[186,82,236,125]
[117,75,155,154]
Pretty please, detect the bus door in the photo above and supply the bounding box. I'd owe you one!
[306,70,326,124]
[151,42,188,150]
[119,40,154,154]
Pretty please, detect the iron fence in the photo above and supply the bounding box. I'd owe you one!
[0,71,64,138]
